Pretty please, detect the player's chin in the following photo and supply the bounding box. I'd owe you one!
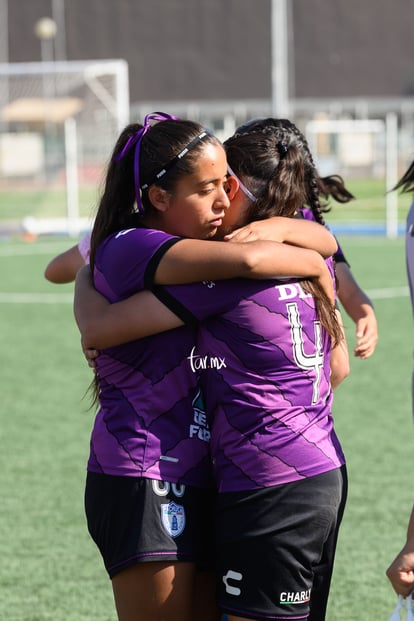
[214,224,229,240]
[205,227,219,239]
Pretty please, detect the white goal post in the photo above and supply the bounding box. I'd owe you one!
[0,59,129,236]
[305,115,399,238]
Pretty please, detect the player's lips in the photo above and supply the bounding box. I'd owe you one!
[210,215,224,226]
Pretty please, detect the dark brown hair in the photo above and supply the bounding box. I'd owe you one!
[90,119,221,268]
[226,118,344,345]
[88,117,220,405]
[231,117,354,226]
[393,160,414,194]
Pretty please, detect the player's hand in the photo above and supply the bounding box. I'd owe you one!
[386,549,414,596]
[224,219,284,243]
[84,347,100,369]
[353,315,378,359]
[317,260,336,307]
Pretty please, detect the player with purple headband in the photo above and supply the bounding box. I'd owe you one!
[76,112,340,621]
[75,118,348,621]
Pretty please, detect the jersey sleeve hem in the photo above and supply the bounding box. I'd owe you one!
[144,237,182,289]
[151,286,198,325]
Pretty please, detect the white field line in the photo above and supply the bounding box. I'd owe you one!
[0,292,74,304]
[364,286,409,299]
[0,286,410,305]
[0,242,79,256]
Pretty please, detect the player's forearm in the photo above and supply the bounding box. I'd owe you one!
[224,217,337,258]
[80,294,183,349]
[341,296,375,325]
[246,244,335,305]
[405,505,414,543]
[74,267,183,348]
[74,266,113,347]
[45,246,84,284]
[155,239,333,285]
[336,262,375,322]
[330,310,350,389]
[276,218,338,258]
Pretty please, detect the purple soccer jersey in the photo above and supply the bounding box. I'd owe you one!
[88,228,214,488]
[160,277,346,493]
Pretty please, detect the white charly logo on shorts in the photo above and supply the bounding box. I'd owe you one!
[280,589,311,604]
[161,501,186,538]
[223,569,243,596]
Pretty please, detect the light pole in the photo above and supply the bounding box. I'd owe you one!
[34,17,57,99]
[0,0,8,64]
[34,17,57,179]
[51,0,66,61]
[34,17,57,59]
[0,0,9,130]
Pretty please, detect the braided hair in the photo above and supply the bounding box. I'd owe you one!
[226,118,344,346]
[232,118,354,225]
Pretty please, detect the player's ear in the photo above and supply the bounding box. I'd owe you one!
[148,185,171,212]
[225,175,239,201]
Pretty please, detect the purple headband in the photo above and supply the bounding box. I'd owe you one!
[141,130,212,191]
[115,111,211,214]
[115,112,180,213]
[226,164,257,203]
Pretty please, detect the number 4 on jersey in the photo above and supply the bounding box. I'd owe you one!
[287,302,324,404]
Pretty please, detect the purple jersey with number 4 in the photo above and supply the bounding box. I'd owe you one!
[159,277,346,493]
[88,228,214,488]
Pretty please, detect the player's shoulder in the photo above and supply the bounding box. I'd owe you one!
[113,227,177,243]
[101,227,178,255]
